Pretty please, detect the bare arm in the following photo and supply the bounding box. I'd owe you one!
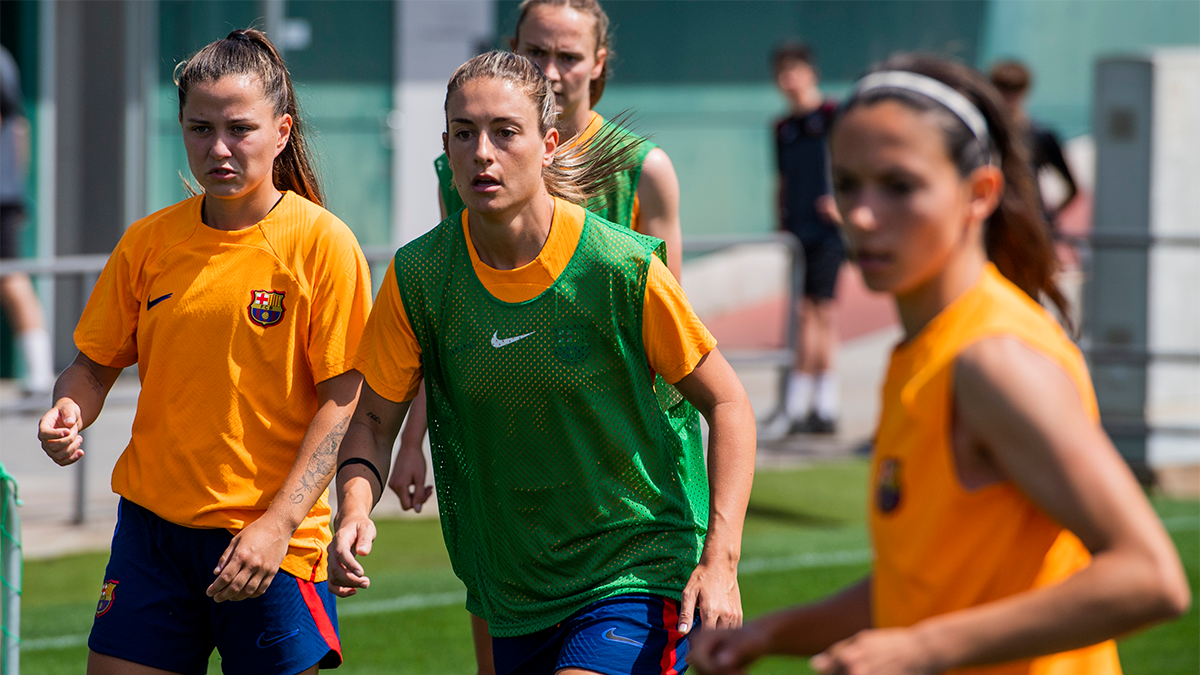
[206,369,363,602]
[388,381,433,511]
[329,378,411,597]
[813,338,1189,675]
[37,352,122,466]
[672,348,757,632]
[689,577,873,674]
[637,147,683,281]
[471,613,496,675]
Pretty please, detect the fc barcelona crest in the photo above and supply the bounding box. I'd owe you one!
[96,579,118,617]
[249,290,287,327]
[876,457,902,514]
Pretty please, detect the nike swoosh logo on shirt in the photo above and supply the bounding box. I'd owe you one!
[146,293,172,310]
[491,330,536,348]
[256,628,301,648]
[602,627,643,647]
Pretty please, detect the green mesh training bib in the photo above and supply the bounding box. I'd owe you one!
[435,121,657,228]
[394,210,707,637]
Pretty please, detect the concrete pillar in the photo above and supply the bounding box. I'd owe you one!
[1089,49,1200,487]
[392,0,495,247]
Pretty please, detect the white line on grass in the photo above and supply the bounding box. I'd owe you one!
[738,549,872,574]
[20,634,89,651]
[1161,515,1200,530]
[338,590,466,617]
[20,514,1199,652]
[20,551,871,652]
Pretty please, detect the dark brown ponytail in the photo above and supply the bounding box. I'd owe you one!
[837,53,1070,328]
[174,29,324,206]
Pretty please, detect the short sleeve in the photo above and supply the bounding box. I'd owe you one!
[353,259,423,403]
[74,235,142,369]
[642,256,716,384]
[306,221,373,383]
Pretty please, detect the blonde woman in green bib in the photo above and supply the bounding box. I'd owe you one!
[330,51,755,675]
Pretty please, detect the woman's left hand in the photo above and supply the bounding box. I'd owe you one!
[679,555,743,633]
[811,628,936,675]
[206,516,292,602]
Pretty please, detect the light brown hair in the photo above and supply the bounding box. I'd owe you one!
[444,51,641,206]
[513,0,613,105]
[174,29,323,206]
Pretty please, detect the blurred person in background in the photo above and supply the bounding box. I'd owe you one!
[688,53,1188,675]
[0,44,55,396]
[769,42,843,436]
[989,60,1079,231]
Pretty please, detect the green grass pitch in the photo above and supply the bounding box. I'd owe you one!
[18,460,1200,674]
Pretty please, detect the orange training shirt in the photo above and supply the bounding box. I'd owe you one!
[870,264,1120,675]
[75,192,372,581]
[355,198,713,403]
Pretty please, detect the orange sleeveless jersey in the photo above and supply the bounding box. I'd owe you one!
[870,264,1121,675]
[75,192,372,581]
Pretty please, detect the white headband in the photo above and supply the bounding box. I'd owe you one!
[854,71,990,145]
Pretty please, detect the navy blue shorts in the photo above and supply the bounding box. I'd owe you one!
[491,594,694,675]
[89,499,341,675]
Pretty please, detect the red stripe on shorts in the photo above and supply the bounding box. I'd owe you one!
[296,577,343,662]
[660,598,683,675]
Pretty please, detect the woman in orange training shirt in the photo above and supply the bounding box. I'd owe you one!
[688,54,1189,675]
[36,30,370,674]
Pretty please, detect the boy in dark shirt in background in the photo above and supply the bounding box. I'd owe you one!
[770,43,842,435]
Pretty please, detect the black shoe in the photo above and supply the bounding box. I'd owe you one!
[804,411,837,435]
[787,417,809,436]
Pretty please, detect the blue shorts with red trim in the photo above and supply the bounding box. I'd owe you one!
[89,498,341,675]
[491,594,694,675]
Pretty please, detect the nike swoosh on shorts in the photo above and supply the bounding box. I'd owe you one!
[602,627,643,647]
[491,330,536,348]
[256,628,301,648]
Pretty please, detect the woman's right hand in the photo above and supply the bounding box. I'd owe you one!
[328,512,377,598]
[38,398,84,466]
[687,623,772,675]
[388,440,433,512]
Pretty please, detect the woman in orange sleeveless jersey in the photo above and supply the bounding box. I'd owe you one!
[688,54,1189,675]
[36,30,370,674]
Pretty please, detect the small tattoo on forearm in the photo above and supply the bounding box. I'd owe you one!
[85,370,104,395]
[367,412,381,424]
[289,415,351,505]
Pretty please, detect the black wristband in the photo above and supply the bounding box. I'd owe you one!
[337,457,383,490]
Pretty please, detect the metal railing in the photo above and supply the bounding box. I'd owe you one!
[0,234,804,525]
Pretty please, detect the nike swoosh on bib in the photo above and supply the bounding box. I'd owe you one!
[602,627,643,647]
[491,330,536,348]
[256,628,301,648]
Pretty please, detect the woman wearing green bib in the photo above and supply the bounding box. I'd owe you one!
[330,51,755,675]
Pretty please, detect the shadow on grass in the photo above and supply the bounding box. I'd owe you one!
[746,501,845,528]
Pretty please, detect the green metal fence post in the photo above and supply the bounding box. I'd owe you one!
[1,463,22,675]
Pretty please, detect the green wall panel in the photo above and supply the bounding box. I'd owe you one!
[151,1,394,249]
[498,0,988,83]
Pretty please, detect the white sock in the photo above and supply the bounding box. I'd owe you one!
[813,371,839,420]
[785,372,814,420]
[19,328,55,393]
